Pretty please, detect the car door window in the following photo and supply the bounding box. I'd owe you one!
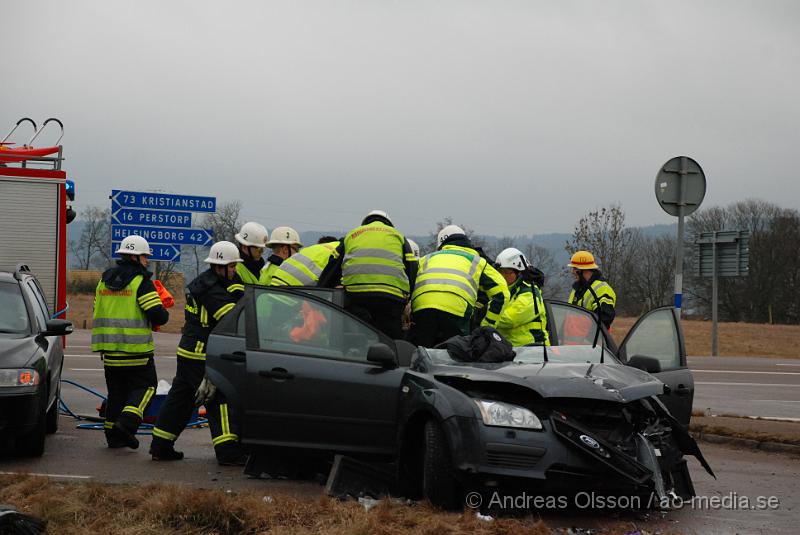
[621,308,681,370]
[254,289,380,362]
[549,302,604,346]
[0,282,30,332]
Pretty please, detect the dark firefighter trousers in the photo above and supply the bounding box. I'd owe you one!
[150,356,240,457]
[103,357,157,443]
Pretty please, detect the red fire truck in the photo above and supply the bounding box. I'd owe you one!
[0,118,71,319]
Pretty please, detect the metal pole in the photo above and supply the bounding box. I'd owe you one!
[674,212,684,317]
[711,240,718,356]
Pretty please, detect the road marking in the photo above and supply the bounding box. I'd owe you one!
[0,471,91,479]
[696,381,800,387]
[693,370,800,376]
[776,363,800,367]
[66,354,98,357]
[752,399,800,403]
[69,368,103,371]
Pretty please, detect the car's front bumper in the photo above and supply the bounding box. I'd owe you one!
[0,389,41,437]
[443,414,655,493]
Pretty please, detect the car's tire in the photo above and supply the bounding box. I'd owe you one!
[422,419,459,509]
[46,384,60,435]
[15,401,46,458]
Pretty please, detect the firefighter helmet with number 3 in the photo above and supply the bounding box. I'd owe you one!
[267,226,303,247]
[204,241,243,265]
[115,235,152,256]
[235,221,269,248]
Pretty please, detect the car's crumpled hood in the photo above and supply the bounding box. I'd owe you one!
[0,336,37,368]
[432,361,664,402]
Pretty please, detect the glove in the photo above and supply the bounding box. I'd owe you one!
[194,375,217,407]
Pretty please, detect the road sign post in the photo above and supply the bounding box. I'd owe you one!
[694,230,750,356]
[655,156,706,318]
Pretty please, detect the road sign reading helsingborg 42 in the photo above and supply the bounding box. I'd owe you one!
[110,190,216,262]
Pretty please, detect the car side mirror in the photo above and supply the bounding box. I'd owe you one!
[41,319,74,337]
[627,355,661,374]
[367,343,397,368]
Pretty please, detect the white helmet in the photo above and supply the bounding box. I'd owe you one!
[204,241,243,265]
[407,238,420,258]
[115,235,152,256]
[437,224,465,248]
[496,247,528,271]
[235,222,269,248]
[267,226,303,247]
[362,209,392,226]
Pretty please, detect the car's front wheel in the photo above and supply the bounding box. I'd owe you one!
[422,419,459,509]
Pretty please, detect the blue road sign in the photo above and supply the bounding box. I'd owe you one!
[112,242,181,262]
[111,190,216,213]
[111,201,193,228]
[112,224,213,246]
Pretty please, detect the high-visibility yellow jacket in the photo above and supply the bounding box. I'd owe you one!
[341,222,413,299]
[496,279,549,346]
[568,277,617,328]
[236,261,271,285]
[271,241,340,286]
[261,254,284,285]
[412,245,509,326]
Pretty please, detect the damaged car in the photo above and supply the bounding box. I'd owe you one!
[205,286,713,508]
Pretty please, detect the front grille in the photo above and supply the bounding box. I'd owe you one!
[486,451,540,469]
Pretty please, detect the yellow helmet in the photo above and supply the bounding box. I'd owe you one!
[568,250,598,270]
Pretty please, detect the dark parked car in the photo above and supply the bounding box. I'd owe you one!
[0,265,72,457]
[206,286,712,508]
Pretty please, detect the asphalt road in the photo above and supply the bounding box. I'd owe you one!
[1,330,798,534]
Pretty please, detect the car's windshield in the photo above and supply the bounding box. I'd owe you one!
[424,344,620,366]
[0,281,30,333]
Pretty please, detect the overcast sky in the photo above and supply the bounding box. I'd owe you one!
[2,1,798,236]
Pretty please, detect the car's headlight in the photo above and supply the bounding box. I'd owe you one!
[0,369,40,387]
[474,399,542,430]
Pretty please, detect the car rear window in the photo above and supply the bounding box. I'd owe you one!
[0,282,30,333]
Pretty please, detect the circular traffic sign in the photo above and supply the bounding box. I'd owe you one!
[655,156,706,217]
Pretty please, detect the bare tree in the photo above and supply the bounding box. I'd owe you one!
[69,206,111,269]
[425,217,482,254]
[200,200,243,243]
[522,241,566,299]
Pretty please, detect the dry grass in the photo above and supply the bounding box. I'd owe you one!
[67,292,186,334]
[0,476,555,535]
[689,415,800,446]
[612,317,800,358]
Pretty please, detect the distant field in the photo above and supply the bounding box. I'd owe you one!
[612,316,800,358]
[67,292,799,358]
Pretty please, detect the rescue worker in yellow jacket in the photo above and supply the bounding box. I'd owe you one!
[494,248,549,346]
[234,221,271,285]
[270,238,341,287]
[263,226,302,283]
[409,225,509,347]
[567,250,617,329]
[91,235,169,449]
[318,210,417,339]
[149,241,247,465]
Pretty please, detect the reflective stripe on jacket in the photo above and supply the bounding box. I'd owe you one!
[496,279,549,346]
[236,262,271,285]
[92,275,154,355]
[342,222,409,298]
[271,241,340,286]
[568,279,617,312]
[412,245,509,323]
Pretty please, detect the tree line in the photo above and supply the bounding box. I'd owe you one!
[69,199,799,324]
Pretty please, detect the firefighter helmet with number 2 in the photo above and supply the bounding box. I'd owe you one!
[235,222,269,248]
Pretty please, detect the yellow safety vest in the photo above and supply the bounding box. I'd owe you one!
[342,222,410,298]
[271,241,340,286]
[568,279,617,312]
[496,280,549,346]
[91,275,155,359]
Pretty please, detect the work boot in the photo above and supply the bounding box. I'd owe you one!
[109,426,139,450]
[216,443,248,466]
[149,438,184,461]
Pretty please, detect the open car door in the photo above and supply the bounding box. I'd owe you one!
[545,300,616,352]
[617,307,694,426]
